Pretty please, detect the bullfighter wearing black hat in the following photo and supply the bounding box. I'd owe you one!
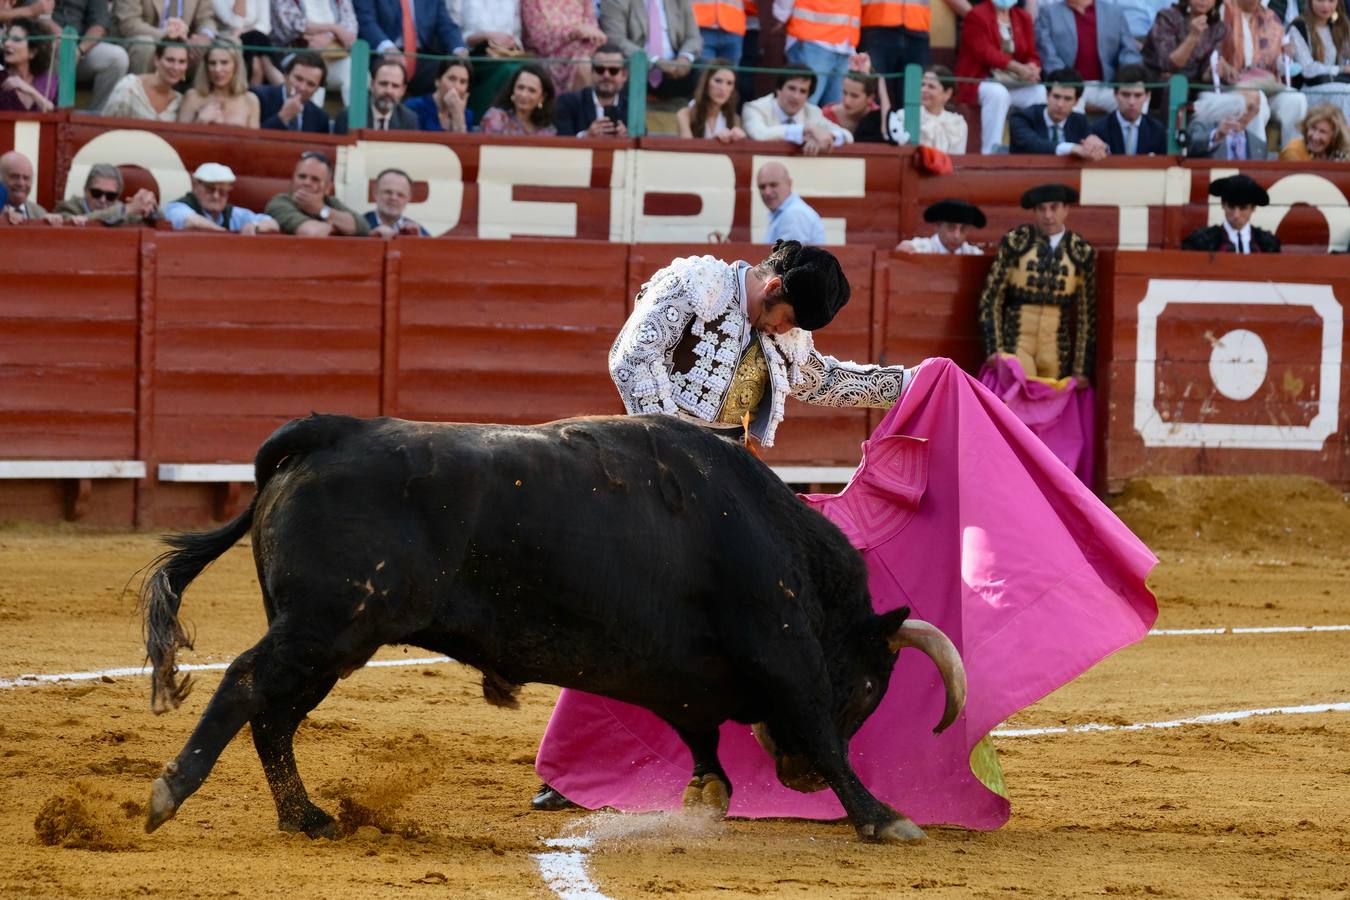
[1180,175,1281,254]
[977,183,1097,385]
[897,199,988,255]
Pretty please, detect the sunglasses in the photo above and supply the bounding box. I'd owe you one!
[88,188,119,202]
[592,65,624,76]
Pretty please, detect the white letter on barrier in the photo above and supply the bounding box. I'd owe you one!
[1079,167,1184,250]
[631,150,735,243]
[340,140,463,236]
[477,145,593,239]
[1255,173,1350,252]
[750,156,865,245]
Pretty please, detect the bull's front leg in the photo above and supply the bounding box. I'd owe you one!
[672,726,732,817]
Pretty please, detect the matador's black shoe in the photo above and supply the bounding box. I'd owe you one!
[531,783,578,811]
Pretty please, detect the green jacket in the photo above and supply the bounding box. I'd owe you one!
[264,193,371,236]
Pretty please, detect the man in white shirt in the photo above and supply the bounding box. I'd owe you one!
[896,199,986,254]
[758,162,826,244]
[1180,174,1280,253]
[742,65,852,155]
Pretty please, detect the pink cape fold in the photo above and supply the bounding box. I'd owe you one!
[535,358,1157,829]
[977,355,1095,484]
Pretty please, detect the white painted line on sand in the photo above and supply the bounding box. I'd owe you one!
[1151,625,1350,635]
[994,701,1350,737]
[534,836,611,900]
[0,656,453,690]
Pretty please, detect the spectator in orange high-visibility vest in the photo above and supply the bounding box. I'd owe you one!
[858,0,971,104]
[694,0,748,63]
[775,0,861,105]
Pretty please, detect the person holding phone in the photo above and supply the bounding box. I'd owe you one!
[555,42,630,136]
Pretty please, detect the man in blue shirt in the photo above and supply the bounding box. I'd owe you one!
[163,163,279,234]
[758,161,826,245]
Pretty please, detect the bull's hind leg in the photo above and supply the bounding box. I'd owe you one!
[674,727,731,817]
[251,674,340,837]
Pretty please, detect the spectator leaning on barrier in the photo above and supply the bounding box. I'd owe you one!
[897,198,986,254]
[1280,101,1350,159]
[253,51,330,132]
[757,161,826,244]
[266,151,369,236]
[404,56,473,131]
[2,19,57,111]
[600,0,701,96]
[1180,173,1280,252]
[1186,85,1265,157]
[1,150,64,225]
[114,0,218,75]
[677,56,746,138]
[954,0,1046,155]
[480,62,558,134]
[55,163,158,226]
[1088,63,1167,152]
[1009,67,1108,157]
[179,41,260,126]
[1140,0,1227,88]
[270,0,357,106]
[334,56,417,132]
[164,162,279,232]
[978,183,1097,386]
[102,40,186,119]
[364,167,429,237]
[51,0,131,112]
[556,43,630,137]
[1035,0,1142,113]
[353,0,466,95]
[742,64,852,153]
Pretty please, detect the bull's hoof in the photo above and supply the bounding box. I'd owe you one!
[680,774,730,817]
[858,816,926,843]
[145,776,178,834]
[279,804,337,839]
[531,784,578,812]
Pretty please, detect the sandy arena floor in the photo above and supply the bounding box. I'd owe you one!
[0,476,1347,899]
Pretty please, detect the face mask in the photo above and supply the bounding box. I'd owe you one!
[991,0,1019,10]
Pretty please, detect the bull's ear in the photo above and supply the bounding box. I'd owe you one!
[875,607,910,651]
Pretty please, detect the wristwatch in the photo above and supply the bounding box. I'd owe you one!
[319,206,331,221]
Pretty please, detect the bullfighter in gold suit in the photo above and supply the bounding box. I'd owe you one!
[977,183,1096,387]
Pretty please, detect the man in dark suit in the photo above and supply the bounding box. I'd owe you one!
[333,57,420,134]
[1009,69,1108,159]
[555,44,631,138]
[253,53,331,134]
[353,0,465,95]
[1088,65,1166,156]
[1181,174,1280,254]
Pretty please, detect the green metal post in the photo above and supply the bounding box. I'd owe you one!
[58,27,78,109]
[349,40,371,129]
[902,63,922,146]
[1167,74,1188,155]
[627,50,648,137]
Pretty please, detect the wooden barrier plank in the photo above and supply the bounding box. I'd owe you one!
[882,253,989,373]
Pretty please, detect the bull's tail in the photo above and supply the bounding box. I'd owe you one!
[141,413,367,714]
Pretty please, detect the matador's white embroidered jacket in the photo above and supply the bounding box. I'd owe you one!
[608,255,912,447]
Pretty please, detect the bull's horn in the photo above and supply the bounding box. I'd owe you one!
[887,619,967,734]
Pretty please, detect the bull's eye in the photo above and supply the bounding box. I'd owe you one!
[864,678,875,695]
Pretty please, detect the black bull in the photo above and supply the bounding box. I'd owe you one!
[140,413,965,843]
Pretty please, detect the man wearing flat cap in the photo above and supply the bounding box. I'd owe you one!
[526,239,917,811]
[163,163,279,234]
[1180,174,1280,254]
[977,182,1097,387]
[897,199,986,255]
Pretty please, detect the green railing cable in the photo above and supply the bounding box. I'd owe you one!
[57,27,78,109]
[627,50,648,137]
[349,39,371,130]
[1167,74,1188,155]
[902,63,922,147]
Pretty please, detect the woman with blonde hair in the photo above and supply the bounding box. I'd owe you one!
[1280,102,1350,158]
[178,43,260,127]
[676,60,745,141]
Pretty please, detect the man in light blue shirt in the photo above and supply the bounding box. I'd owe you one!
[163,163,279,234]
[758,162,826,245]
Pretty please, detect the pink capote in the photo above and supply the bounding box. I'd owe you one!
[977,355,1095,485]
[535,358,1157,829]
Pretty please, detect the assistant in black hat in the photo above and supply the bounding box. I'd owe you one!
[1181,175,1281,254]
[898,199,988,255]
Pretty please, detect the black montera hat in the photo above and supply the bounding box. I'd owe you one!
[770,239,851,332]
[1208,174,1269,207]
[1020,183,1080,209]
[923,198,987,228]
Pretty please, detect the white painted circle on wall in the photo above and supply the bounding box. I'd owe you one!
[1209,329,1268,401]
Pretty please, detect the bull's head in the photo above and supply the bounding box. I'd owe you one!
[752,609,966,794]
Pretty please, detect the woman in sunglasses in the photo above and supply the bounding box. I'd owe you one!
[676,59,746,142]
[179,42,261,128]
[1,19,56,113]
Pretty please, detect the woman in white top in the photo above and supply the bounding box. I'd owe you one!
[212,0,274,84]
[178,43,261,128]
[1288,0,1350,120]
[449,0,523,52]
[102,43,188,121]
[677,60,746,141]
[876,64,970,154]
